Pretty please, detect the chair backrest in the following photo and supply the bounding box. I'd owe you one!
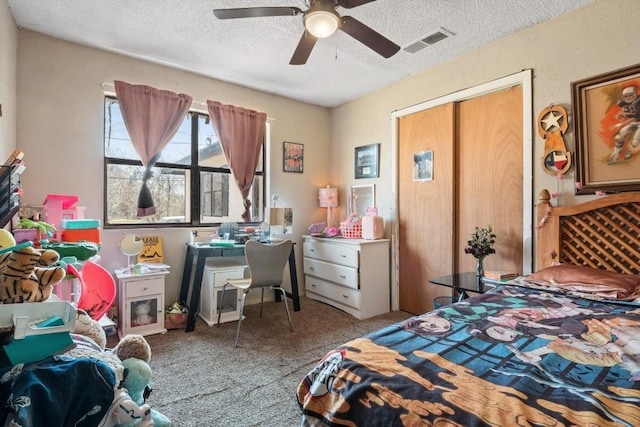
[244,239,293,289]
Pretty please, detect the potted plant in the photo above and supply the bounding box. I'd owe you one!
[464,225,496,278]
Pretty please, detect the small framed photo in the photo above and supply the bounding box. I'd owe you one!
[413,150,433,181]
[355,143,380,179]
[571,64,640,193]
[283,142,303,173]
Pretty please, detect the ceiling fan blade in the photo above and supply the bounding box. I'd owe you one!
[340,16,400,58]
[337,0,376,9]
[290,30,318,65]
[213,7,302,20]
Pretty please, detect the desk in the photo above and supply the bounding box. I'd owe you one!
[429,272,495,302]
[179,242,300,332]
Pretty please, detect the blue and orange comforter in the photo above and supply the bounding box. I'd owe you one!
[297,285,640,426]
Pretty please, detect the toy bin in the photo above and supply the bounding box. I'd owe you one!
[340,213,362,239]
[61,228,101,245]
[0,301,75,340]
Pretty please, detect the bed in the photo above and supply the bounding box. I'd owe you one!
[296,189,640,426]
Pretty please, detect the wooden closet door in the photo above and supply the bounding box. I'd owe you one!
[456,86,523,275]
[397,86,523,315]
[398,104,455,315]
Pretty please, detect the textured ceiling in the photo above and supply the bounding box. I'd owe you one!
[8,0,593,107]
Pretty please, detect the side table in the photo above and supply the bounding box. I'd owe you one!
[115,268,169,338]
[429,272,496,302]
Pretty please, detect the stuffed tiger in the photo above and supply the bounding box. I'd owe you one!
[0,245,66,303]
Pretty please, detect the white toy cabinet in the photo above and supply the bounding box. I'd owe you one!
[115,269,169,338]
[198,260,246,326]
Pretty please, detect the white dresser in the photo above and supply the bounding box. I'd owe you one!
[302,236,390,319]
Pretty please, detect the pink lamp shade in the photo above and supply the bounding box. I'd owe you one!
[319,186,338,228]
[318,187,338,208]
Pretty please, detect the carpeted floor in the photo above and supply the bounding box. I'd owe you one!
[139,296,412,426]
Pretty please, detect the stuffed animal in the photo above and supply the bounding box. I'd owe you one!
[0,230,66,303]
[69,310,152,375]
[69,310,170,426]
[132,300,155,326]
[117,358,172,427]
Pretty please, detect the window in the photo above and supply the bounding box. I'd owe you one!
[104,97,265,227]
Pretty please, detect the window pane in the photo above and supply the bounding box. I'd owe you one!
[197,115,226,167]
[200,172,263,224]
[104,99,137,160]
[106,164,189,224]
[104,98,191,164]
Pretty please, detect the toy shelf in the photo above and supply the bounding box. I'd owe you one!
[0,165,20,229]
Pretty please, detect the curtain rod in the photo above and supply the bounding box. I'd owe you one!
[101,82,275,121]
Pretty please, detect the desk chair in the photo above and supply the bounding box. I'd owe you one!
[217,239,294,347]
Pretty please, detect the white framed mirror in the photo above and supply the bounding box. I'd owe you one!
[120,234,144,268]
[350,184,375,217]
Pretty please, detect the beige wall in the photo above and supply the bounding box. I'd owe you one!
[0,0,17,164]
[332,0,639,225]
[15,30,331,303]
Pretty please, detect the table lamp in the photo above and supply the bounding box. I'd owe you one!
[319,186,338,227]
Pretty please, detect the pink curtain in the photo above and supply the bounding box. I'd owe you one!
[114,80,192,216]
[207,101,267,222]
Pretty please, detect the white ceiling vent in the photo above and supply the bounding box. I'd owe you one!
[403,27,454,54]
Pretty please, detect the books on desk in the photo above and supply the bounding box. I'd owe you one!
[483,270,518,281]
[209,239,236,247]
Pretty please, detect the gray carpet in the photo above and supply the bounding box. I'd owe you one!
[140,296,412,427]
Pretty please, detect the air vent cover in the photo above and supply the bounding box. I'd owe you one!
[403,27,453,54]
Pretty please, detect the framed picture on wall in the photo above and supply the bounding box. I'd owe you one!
[572,64,640,194]
[413,150,433,181]
[355,143,380,179]
[283,141,303,173]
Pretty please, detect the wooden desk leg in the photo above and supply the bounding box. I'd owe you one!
[185,255,207,332]
[179,249,195,304]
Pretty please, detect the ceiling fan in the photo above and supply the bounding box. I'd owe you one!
[213,0,400,65]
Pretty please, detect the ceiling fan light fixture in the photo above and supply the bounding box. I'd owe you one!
[304,9,340,38]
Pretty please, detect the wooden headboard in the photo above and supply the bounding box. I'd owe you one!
[536,189,640,274]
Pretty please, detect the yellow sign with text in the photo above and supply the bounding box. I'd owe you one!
[137,235,163,264]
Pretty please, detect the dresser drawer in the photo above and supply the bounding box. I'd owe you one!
[205,266,246,289]
[303,240,359,268]
[125,277,164,298]
[305,275,361,310]
[303,257,359,290]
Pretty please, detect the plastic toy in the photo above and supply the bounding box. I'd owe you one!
[67,260,116,320]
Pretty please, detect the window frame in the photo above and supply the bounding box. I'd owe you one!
[103,96,266,229]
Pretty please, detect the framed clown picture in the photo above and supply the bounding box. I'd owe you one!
[572,64,640,194]
[283,141,303,173]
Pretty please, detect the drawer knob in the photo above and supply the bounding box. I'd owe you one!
[311,284,317,287]
[340,275,346,279]
[340,254,347,258]
[309,267,315,271]
[342,294,349,299]
[143,287,148,291]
